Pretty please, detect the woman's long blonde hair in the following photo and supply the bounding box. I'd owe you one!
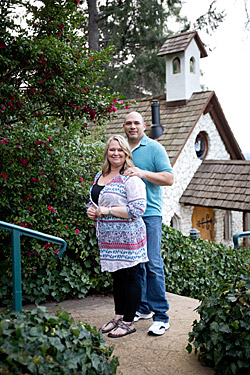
[102,135,134,175]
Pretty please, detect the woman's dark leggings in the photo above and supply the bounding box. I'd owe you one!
[112,264,141,322]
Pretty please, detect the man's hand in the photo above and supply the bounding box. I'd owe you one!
[124,167,144,179]
[125,167,174,186]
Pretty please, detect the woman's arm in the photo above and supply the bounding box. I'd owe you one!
[125,176,147,218]
[96,206,129,218]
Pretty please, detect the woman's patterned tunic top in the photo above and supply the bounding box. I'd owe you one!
[89,171,148,272]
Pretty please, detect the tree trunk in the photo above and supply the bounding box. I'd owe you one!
[87,0,99,51]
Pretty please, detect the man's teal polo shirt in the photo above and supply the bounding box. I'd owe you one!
[132,134,173,217]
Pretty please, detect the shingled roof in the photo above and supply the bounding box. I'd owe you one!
[179,160,250,212]
[106,91,244,165]
[157,30,208,58]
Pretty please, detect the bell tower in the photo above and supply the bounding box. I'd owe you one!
[158,31,208,105]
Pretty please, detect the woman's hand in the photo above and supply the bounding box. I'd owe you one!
[96,206,109,217]
[87,205,97,220]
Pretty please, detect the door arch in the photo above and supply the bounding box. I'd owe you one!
[192,206,214,241]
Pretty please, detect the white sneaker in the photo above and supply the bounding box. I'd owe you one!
[134,311,153,322]
[147,321,170,336]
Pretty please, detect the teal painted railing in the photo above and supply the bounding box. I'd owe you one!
[0,221,67,312]
[233,231,250,249]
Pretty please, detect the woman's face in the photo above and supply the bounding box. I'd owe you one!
[107,139,126,169]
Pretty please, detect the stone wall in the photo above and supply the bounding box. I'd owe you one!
[162,112,243,247]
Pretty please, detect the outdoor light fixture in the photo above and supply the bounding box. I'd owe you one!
[149,100,163,139]
[189,228,200,242]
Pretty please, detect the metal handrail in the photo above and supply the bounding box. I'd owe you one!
[233,231,250,249]
[0,221,67,312]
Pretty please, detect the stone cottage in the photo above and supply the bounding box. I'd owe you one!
[106,30,250,247]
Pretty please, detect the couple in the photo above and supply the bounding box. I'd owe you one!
[87,111,174,338]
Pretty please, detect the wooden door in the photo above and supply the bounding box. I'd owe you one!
[192,207,214,241]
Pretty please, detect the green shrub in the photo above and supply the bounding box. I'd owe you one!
[0,306,118,374]
[186,273,250,375]
[161,225,250,374]
[161,224,250,300]
[0,120,113,307]
[0,0,126,307]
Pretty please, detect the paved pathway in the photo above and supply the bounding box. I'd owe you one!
[23,292,215,375]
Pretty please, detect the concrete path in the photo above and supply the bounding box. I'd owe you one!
[23,292,215,375]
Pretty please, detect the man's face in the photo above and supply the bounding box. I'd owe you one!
[123,112,146,143]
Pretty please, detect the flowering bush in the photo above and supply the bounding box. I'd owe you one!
[0,1,128,306]
[0,1,124,128]
[0,118,113,306]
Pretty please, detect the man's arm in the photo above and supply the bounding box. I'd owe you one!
[124,167,174,186]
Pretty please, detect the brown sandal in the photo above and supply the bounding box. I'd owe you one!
[108,320,136,338]
[102,318,121,334]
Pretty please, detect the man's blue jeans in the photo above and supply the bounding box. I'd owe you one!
[137,216,169,323]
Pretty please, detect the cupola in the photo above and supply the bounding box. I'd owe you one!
[158,31,208,106]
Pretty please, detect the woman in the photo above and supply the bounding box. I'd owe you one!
[87,135,148,338]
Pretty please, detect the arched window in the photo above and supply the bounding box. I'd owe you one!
[170,214,180,230]
[172,57,180,74]
[195,132,208,159]
[190,57,195,73]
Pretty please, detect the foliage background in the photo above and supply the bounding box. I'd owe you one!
[0,0,126,306]
[0,306,119,374]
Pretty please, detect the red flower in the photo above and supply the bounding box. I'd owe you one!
[1,172,7,180]
[21,158,28,166]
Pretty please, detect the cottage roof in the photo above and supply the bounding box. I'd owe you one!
[157,30,208,58]
[180,160,250,212]
[106,91,244,165]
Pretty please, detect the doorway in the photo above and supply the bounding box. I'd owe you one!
[192,206,214,241]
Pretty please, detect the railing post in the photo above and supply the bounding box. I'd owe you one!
[0,220,67,312]
[12,229,22,312]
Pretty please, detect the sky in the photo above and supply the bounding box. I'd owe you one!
[177,0,250,155]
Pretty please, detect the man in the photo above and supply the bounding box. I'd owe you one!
[123,111,174,336]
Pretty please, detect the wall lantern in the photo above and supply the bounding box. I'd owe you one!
[189,228,200,242]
